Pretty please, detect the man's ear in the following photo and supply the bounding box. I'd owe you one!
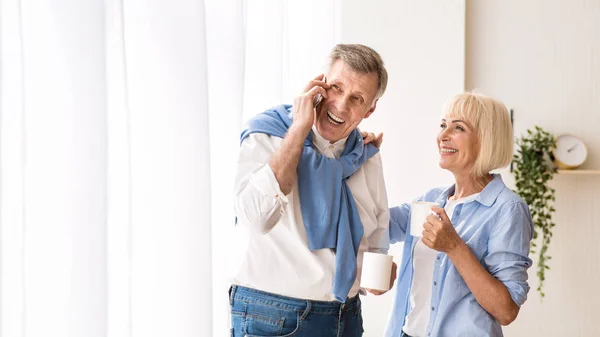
[364,99,378,119]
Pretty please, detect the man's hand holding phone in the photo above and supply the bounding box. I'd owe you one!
[292,74,329,135]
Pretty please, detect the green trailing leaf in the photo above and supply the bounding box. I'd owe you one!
[512,125,556,298]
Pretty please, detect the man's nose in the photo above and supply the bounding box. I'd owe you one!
[335,96,350,113]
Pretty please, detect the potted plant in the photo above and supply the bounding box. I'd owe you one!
[512,126,557,298]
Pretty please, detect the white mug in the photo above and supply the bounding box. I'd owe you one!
[410,201,439,237]
[360,252,393,291]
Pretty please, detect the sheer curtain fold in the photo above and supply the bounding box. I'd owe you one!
[1,0,213,336]
[1,0,27,336]
[105,0,133,336]
[204,0,246,334]
[3,0,108,336]
[120,0,211,336]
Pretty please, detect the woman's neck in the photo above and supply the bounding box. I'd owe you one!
[450,173,493,201]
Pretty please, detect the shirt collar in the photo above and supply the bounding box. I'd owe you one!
[311,125,348,158]
[435,174,506,207]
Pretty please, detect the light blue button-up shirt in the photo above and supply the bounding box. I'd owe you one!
[384,174,533,337]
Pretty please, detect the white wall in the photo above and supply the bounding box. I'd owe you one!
[339,1,465,336]
[466,1,600,336]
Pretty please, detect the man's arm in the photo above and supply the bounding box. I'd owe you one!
[234,75,329,233]
[268,75,329,195]
[365,153,390,254]
[268,123,310,195]
[234,134,288,234]
[361,153,397,296]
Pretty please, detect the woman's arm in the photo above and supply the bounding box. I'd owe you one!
[446,240,520,325]
[388,204,411,244]
[424,203,532,325]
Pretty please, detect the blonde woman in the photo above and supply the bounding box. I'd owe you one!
[365,93,533,337]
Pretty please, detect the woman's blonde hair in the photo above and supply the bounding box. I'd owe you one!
[442,92,513,177]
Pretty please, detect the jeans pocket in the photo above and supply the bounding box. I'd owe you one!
[230,307,245,337]
[243,303,301,337]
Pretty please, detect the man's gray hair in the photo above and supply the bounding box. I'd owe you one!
[328,44,388,99]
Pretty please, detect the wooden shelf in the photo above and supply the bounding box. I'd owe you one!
[557,169,600,175]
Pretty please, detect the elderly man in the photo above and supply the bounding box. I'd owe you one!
[230,44,393,337]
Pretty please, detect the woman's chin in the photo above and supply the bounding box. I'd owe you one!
[439,162,460,174]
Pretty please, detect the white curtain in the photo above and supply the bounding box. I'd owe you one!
[0,0,337,336]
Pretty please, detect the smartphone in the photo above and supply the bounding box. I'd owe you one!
[312,75,326,108]
[313,93,323,108]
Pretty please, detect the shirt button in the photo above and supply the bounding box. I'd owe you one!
[431,307,435,311]
[436,256,441,261]
[433,281,437,286]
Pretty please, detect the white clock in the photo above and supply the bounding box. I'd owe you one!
[553,134,587,169]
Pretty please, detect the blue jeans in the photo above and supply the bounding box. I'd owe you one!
[229,285,364,337]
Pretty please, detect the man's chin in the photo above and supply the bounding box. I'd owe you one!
[316,125,335,140]
[318,120,351,141]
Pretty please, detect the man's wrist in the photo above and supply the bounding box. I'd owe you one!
[288,122,312,142]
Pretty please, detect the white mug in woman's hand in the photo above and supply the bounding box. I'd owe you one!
[410,201,439,237]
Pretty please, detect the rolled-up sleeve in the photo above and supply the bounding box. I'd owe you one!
[389,203,411,244]
[484,201,534,307]
[234,134,288,234]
